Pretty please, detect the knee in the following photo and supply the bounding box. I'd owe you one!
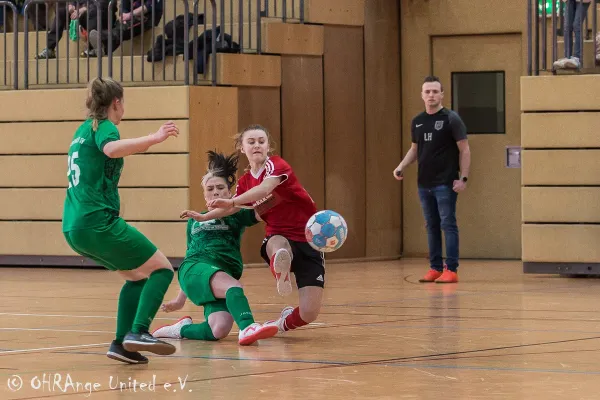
[440,216,458,232]
[210,321,233,340]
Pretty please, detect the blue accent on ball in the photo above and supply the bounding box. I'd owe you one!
[314,211,331,224]
[313,234,327,247]
[320,223,335,237]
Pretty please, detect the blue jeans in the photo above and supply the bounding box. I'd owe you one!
[564,0,590,60]
[418,184,459,272]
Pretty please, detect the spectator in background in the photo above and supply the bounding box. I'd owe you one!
[35,0,114,59]
[554,0,591,70]
[87,0,163,55]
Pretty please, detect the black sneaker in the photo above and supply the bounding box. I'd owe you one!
[106,340,149,364]
[122,332,176,355]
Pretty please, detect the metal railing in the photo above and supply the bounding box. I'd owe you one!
[527,0,598,75]
[6,0,303,89]
[0,1,18,89]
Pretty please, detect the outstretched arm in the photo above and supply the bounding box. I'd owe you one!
[208,177,281,209]
[103,121,179,158]
[180,207,240,222]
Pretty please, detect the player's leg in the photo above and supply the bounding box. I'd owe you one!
[265,242,325,333]
[153,265,232,341]
[261,235,293,296]
[417,186,444,282]
[433,184,459,283]
[210,271,278,345]
[69,218,176,355]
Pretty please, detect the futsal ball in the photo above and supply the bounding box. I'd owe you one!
[305,210,348,253]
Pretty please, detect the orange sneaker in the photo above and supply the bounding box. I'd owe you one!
[419,269,443,282]
[435,269,458,283]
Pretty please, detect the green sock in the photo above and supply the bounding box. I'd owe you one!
[225,287,255,331]
[115,279,147,343]
[181,322,218,341]
[131,269,174,334]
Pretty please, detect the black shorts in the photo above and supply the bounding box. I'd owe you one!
[260,235,325,289]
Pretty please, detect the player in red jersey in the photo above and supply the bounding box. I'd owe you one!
[205,124,325,335]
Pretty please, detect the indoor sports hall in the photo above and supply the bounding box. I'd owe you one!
[1,0,600,399]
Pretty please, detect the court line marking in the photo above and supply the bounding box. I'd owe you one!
[0,342,110,355]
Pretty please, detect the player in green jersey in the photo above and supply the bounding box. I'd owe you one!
[151,151,279,345]
[62,77,180,364]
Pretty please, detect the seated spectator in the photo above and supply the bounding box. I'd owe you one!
[553,0,591,70]
[35,0,115,59]
[87,0,163,55]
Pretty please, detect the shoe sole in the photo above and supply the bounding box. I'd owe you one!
[239,325,280,346]
[151,316,193,339]
[122,340,176,356]
[273,250,292,296]
[106,351,149,364]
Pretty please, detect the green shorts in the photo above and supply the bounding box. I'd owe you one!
[178,260,229,320]
[64,217,158,271]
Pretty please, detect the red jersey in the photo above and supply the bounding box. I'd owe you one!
[235,156,317,242]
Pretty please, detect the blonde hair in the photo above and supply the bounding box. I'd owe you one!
[233,124,276,153]
[86,77,123,131]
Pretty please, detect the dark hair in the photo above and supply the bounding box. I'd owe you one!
[202,150,239,189]
[423,75,443,92]
[86,77,124,130]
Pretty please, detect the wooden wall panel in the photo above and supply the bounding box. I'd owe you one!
[237,87,282,264]
[217,54,282,87]
[522,150,600,186]
[0,154,188,187]
[0,221,186,257]
[188,86,239,212]
[0,86,190,121]
[281,56,325,210]
[364,0,401,258]
[522,187,600,223]
[522,112,600,148]
[262,23,324,56]
[522,225,600,263]
[1,120,189,155]
[304,0,365,26]
[521,75,600,111]
[324,26,365,259]
[0,188,188,221]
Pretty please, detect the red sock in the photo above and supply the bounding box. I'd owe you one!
[283,307,308,331]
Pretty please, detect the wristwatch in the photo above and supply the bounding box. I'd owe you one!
[461,176,468,182]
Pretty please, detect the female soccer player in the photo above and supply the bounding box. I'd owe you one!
[205,124,325,335]
[150,151,278,345]
[62,77,179,364]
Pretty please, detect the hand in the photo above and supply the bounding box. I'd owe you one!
[151,121,179,144]
[393,167,404,181]
[206,198,234,209]
[452,179,467,193]
[121,12,132,22]
[161,298,185,313]
[180,210,206,222]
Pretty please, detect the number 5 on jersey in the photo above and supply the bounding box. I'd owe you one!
[67,152,81,188]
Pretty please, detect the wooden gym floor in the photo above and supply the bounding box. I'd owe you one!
[1,258,600,399]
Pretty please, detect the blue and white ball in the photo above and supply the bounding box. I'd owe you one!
[305,210,348,253]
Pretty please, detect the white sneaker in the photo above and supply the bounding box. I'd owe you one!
[151,316,192,339]
[238,322,279,346]
[263,306,295,334]
[553,57,569,69]
[564,57,581,69]
[271,249,293,296]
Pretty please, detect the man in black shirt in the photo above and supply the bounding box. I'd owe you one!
[393,76,471,284]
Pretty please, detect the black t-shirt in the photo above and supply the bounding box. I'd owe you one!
[411,108,467,187]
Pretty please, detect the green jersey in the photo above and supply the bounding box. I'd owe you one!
[62,119,123,232]
[180,209,259,280]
